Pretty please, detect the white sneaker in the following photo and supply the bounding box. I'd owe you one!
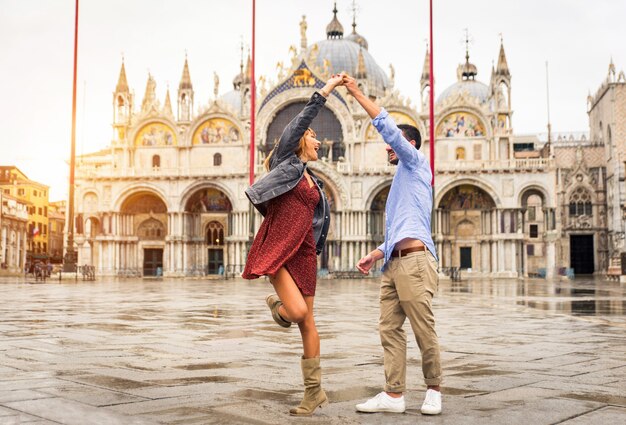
[420,389,442,415]
[355,391,406,413]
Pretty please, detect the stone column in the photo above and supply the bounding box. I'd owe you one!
[546,240,556,278]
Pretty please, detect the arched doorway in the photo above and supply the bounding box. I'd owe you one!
[520,189,550,277]
[120,191,168,277]
[206,221,225,275]
[438,184,496,273]
[184,187,232,276]
[370,186,390,246]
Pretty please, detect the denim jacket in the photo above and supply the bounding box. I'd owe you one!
[245,92,331,254]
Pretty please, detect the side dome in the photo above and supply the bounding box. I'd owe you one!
[437,80,490,105]
[219,90,241,112]
[345,32,368,50]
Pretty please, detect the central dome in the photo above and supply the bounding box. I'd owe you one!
[306,6,388,97]
[307,40,389,96]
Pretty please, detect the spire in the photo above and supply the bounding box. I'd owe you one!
[141,73,157,111]
[356,47,367,78]
[345,0,368,49]
[420,47,430,85]
[496,37,510,78]
[609,57,616,79]
[461,29,477,80]
[163,87,173,116]
[116,60,129,93]
[245,52,252,84]
[326,2,344,39]
[179,56,193,90]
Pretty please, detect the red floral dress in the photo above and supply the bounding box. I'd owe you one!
[242,177,320,296]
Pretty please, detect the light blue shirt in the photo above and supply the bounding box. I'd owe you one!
[373,108,438,269]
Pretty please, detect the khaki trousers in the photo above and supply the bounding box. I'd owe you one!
[379,249,442,392]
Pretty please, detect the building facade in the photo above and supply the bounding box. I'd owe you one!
[73,8,623,279]
[0,166,50,262]
[48,200,66,264]
[0,192,28,274]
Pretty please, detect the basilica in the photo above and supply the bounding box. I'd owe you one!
[73,6,626,279]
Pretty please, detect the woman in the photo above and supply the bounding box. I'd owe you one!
[243,74,343,416]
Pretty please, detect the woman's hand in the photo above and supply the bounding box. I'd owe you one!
[328,73,344,88]
[320,73,345,97]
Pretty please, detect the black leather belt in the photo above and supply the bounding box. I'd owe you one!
[391,246,426,258]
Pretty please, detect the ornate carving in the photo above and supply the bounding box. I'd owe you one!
[293,68,315,87]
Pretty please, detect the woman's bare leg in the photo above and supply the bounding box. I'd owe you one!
[298,295,320,358]
[270,267,319,358]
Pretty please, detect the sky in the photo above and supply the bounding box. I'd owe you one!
[1,0,624,201]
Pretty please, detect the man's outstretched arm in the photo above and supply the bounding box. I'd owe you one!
[343,75,419,167]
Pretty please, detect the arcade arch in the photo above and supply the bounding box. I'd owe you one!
[184,187,232,275]
[436,184,500,275]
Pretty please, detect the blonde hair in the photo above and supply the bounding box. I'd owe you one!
[264,128,316,171]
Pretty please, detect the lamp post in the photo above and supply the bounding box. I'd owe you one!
[63,0,79,272]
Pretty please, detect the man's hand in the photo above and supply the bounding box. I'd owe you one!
[342,74,359,95]
[356,253,376,275]
[342,74,380,119]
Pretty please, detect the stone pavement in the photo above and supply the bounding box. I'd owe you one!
[0,276,624,424]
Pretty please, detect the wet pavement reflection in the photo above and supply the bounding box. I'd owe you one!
[441,277,626,325]
[0,275,624,424]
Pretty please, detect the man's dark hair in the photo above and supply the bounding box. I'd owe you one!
[398,124,421,150]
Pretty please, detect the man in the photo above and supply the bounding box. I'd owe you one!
[343,75,442,415]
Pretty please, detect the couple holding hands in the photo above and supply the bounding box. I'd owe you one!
[243,73,442,417]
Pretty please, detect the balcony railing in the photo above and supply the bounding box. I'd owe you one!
[76,166,246,179]
[77,157,553,180]
[437,158,553,172]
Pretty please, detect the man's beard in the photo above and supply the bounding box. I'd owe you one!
[388,151,399,165]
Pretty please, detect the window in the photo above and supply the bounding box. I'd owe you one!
[33,190,38,197]
[43,225,47,235]
[206,221,225,246]
[513,143,534,152]
[455,147,466,160]
[527,244,534,256]
[152,155,160,168]
[568,187,592,217]
[44,206,47,217]
[38,207,42,216]
[529,224,538,238]
[213,153,222,166]
[18,188,24,196]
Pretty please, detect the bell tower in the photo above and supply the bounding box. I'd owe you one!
[113,60,133,142]
[178,55,194,122]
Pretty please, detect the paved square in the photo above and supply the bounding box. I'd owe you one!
[0,276,624,424]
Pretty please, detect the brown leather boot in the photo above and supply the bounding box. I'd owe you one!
[265,294,291,328]
[289,356,329,416]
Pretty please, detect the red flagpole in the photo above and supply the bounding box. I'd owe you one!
[429,0,435,187]
[63,0,79,272]
[249,0,256,186]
